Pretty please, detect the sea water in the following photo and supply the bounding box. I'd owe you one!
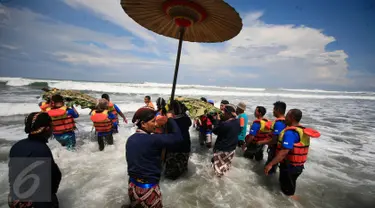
[0,77,374,208]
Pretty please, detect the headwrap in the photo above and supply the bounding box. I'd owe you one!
[132,107,156,125]
[156,97,166,109]
[25,112,52,135]
[170,100,187,118]
[224,104,237,117]
[220,100,229,105]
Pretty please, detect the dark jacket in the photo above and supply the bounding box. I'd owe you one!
[8,136,61,207]
[168,114,192,153]
[126,118,183,183]
[213,119,241,152]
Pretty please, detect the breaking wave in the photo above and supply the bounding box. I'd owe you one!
[0,77,374,100]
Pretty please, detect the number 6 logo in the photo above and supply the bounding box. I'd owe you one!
[13,161,45,199]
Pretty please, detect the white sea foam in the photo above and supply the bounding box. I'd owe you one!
[280,88,375,95]
[1,77,374,100]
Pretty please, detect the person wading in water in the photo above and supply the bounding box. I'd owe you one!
[212,104,241,177]
[236,102,248,148]
[261,101,287,175]
[90,99,116,151]
[101,94,127,134]
[126,107,183,208]
[265,109,320,200]
[144,95,155,110]
[8,112,61,208]
[243,106,272,161]
[46,94,79,151]
[164,100,192,180]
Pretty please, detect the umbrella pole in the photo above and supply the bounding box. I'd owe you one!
[170,27,185,101]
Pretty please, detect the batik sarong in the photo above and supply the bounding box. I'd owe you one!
[128,181,162,208]
[212,150,235,177]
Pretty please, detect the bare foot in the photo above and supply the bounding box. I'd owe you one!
[289,195,299,201]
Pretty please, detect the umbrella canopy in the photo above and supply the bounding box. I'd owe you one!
[120,0,243,100]
[121,0,242,42]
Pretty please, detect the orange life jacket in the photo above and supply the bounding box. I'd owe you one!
[46,106,76,134]
[252,118,272,142]
[108,102,118,124]
[91,110,112,133]
[155,112,168,134]
[39,102,50,112]
[276,125,320,166]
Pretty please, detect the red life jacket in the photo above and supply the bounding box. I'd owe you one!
[39,102,50,112]
[276,125,320,166]
[199,115,212,130]
[46,106,76,134]
[108,102,118,124]
[91,110,112,133]
[252,118,272,142]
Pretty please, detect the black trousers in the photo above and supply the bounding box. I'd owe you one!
[244,143,264,161]
[265,146,278,174]
[237,140,245,147]
[279,164,304,196]
[98,134,113,151]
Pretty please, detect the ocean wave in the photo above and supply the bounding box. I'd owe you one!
[0,103,40,116]
[1,77,375,100]
[28,81,49,87]
[0,77,265,92]
[279,88,375,95]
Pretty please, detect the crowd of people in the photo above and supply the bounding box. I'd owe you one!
[7,94,320,208]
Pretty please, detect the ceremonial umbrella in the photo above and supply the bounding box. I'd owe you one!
[120,0,242,100]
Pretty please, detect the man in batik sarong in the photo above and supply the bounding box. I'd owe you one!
[212,104,241,177]
[126,108,183,207]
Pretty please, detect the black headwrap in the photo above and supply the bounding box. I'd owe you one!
[25,112,52,135]
[170,100,187,117]
[221,100,229,105]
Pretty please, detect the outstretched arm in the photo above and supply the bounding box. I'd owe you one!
[67,107,79,118]
[114,104,127,123]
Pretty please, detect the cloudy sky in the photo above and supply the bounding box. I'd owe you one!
[0,0,374,90]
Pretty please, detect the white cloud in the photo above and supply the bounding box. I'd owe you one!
[0,4,169,71]
[177,12,350,85]
[63,0,157,42]
[0,0,368,89]
[0,44,18,50]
